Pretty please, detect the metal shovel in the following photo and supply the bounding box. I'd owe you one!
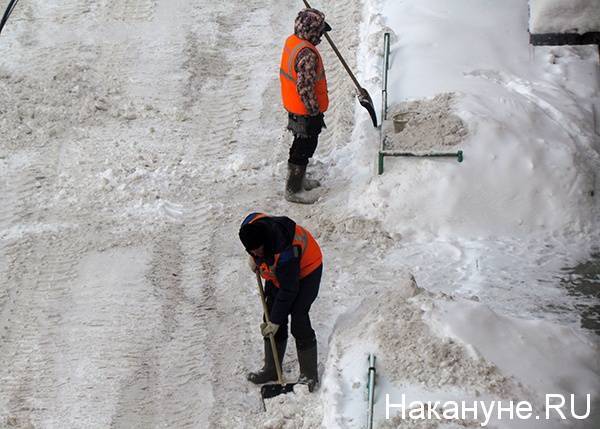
[254,271,296,402]
[302,0,378,127]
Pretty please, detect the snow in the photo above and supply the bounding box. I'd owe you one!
[331,0,600,239]
[316,0,600,426]
[1,0,599,428]
[425,296,600,402]
[530,0,600,34]
[320,276,600,428]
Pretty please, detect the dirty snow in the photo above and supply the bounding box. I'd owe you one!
[383,93,468,151]
[529,0,600,34]
[1,0,599,428]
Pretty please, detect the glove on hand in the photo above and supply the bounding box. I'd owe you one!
[260,321,280,337]
[248,255,257,273]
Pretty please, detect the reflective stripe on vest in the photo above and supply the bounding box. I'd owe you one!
[292,224,322,279]
[279,34,329,115]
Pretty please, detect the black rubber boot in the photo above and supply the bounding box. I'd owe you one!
[297,342,318,392]
[247,338,287,384]
[285,163,318,204]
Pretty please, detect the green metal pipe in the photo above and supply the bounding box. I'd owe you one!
[377,32,464,174]
[367,354,376,429]
[382,33,390,121]
[381,150,464,162]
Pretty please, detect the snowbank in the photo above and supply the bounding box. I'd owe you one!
[325,0,600,239]
[425,295,600,425]
[319,1,600,426]
[530,0,600,34]
[321,276,600,428]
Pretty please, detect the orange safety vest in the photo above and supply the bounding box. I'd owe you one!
[248,213,322,288]
[279,34,329,115]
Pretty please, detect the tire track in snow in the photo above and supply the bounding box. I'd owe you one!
[191,0,378,426]
[105,0,157,23]
[0,157,44,233]
[1,1,201,427]
[177,2,280,423]
[46,0,95,25]
[0,9,94,424]
[110,223,213,428]
[0,148,63,381]
[0,0,370,427]
[84,1,255,424]
[180,2,268,181]
[0,231,85,427]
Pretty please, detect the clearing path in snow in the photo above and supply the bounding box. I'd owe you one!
[2,0,599,428]
[0,0,374,427]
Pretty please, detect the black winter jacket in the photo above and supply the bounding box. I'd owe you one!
[242,214,301,325]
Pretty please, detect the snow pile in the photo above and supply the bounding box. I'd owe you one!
[258,388,323,429]
[383,93,468,151]
[322,0,600,423]
[322,276,520,428]
[321,275,600,428]
[529,0,600,34]
[425,296,600,403]
[325,0,600,239]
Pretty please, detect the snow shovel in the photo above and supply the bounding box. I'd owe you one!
[302,0,378,127]
[254,271,296,401]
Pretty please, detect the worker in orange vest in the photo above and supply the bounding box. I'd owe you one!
[239,212,323,392]
[279,8,331,204]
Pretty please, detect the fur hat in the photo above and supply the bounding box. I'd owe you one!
[294,8,329,45]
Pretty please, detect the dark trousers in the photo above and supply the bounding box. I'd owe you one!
[265,265,322,350]
[287,113,325,166]
[288,135,319,166]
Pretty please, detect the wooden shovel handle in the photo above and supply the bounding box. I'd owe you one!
[301,0,363,91]
[255,271,286,386]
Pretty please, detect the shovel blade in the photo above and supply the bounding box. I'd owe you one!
[358,87,378,128]
[260,382,295,399]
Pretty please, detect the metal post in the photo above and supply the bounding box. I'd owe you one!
[367,354,377,429]
[379,33,391,175]
[382,33,390,121]
[381,150,464,162]
[377,33,465,173]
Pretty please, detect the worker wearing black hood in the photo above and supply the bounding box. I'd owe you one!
[239,212,323,392]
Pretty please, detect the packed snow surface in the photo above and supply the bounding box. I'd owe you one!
[1,0,599,428]
[529,0,600,34]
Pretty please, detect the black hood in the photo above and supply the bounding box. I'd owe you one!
[257,216,296,256]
